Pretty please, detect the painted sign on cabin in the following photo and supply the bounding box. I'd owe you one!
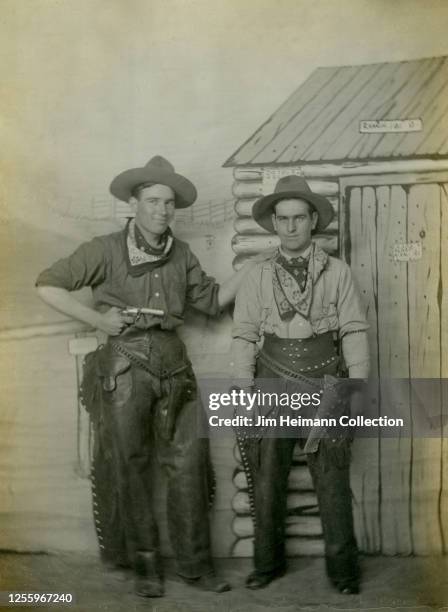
[392,241,422,262]
[359,118,423,133]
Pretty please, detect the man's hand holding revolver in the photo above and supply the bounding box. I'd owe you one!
[97,307,165,335]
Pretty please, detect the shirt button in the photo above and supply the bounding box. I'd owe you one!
[154,273,159,278]
[155,292,160,297]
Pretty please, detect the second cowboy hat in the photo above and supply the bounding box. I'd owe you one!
[110,156,197,208]
[252,175,334,232]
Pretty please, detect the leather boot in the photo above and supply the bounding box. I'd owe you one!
[181,571,231,593]
[245,566,286,589]
[134,551,164,598]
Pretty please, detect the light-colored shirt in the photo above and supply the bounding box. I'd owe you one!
[232,247,370,382]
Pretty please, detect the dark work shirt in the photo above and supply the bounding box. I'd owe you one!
[36,229,220,330]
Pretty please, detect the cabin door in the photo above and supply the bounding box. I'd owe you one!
[340,174,448,555]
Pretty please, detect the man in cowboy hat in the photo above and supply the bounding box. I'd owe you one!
[231,175,370,594]
[36,156,251,597]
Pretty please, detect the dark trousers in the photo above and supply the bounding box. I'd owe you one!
[246,435,359,586]
[241,335,359,587]
[83,331,214,579]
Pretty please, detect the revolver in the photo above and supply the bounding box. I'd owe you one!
[121,307,165,320]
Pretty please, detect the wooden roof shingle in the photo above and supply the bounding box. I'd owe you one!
[224,56,448,166]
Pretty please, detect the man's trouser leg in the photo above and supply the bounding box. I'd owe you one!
[85,336,215,579]
[306,439,360,588]
[156,384,215,579]
[95,363,160,565]
[242,436,296,574]
[91,432,129,567]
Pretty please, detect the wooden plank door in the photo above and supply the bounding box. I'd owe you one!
[342,176,448,555]
[345,185,381,553]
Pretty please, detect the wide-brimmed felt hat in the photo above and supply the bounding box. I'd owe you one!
[110,156,197,208]
[252,175,334,232]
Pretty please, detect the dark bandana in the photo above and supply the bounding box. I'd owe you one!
[272,243,329,320]
[125,218,174,276]
[134,222,170,256]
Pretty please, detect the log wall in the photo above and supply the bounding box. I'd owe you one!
[231,167,340,269]
[230,445,325,558]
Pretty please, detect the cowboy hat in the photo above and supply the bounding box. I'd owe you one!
[252,175,334,232]
[110,156,197,208]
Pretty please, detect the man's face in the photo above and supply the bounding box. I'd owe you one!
[130,184,176,236]
[272,198,318,254]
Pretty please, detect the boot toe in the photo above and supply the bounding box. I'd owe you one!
[183,573,231,593]
[245,572,271,590]
[338,583,360,595]
[245,567,285,590]
[135,578,164,598]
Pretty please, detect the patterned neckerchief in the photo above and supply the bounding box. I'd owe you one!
[134,222,170,256]
[276,253,309,292]
[272,242,329,320]
[125,218,174,276]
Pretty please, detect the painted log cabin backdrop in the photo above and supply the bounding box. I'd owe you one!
[1,54,447,560]
[224,55,448,556]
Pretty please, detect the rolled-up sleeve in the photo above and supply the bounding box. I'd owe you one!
[231,266,263,383]
[337,262,370,378]
[337,263,369,337]
[185,249,220,316]
[342,332,370,378]
[36,237,107,290]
